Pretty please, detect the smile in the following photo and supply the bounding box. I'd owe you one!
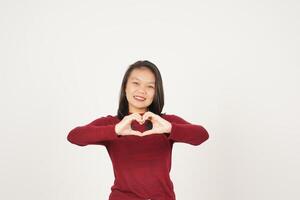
[134,96,146,101]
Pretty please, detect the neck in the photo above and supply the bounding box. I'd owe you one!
[128,110,147,115]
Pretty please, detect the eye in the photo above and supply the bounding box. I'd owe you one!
[132,82,139,85]
[148,85,154,88]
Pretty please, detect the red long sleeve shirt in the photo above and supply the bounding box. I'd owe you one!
[67,113,209,200]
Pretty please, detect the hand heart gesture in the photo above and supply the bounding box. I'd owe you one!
[115,113,144,136]
[115,111,172,137]
[141,111,172,136]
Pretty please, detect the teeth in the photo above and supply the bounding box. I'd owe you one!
[134,96,145,100]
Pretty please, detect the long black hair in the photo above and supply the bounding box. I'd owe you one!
[117,60,165,122]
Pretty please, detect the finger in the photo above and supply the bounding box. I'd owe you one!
[131,130,143,137]
[131,113,142,120]
[128,113,143,124]
[133,113,144,124]
[142,130,155,136]
[142,112,155,122]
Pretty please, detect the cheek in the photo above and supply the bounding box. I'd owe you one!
[148,91,155,99]
[125,85,133,93]
[125,88,132,98]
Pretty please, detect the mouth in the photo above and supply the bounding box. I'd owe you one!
[134,95,146,101]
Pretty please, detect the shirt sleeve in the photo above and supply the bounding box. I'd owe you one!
[67,115,119,146]
[165,114,209,146]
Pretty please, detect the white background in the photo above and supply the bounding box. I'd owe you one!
[1,0,299,200]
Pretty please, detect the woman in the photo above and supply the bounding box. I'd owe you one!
[67,60,209,200]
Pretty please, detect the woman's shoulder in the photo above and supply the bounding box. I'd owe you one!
[88,114,120,125]
[103,114,120,121]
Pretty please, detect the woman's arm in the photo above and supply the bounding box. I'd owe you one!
[67,115,119,146]
[165,114,209,146]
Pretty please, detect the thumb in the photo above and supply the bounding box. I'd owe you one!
[142,129,155,136]
[130,130,143,137]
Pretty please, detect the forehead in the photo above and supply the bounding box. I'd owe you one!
[128,68,155,84]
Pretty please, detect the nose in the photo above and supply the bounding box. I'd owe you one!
[137,89,146,95]
[137,86,147,94]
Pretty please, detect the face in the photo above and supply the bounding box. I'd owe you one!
[125,67,156,113]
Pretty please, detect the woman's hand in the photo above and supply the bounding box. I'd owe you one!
[142,111,172,136]
[115,113,144,137]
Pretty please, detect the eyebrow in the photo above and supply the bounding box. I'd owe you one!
[131,77,155,84]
